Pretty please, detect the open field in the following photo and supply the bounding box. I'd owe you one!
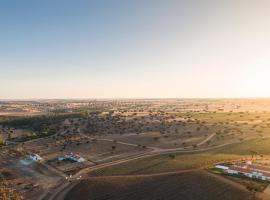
[89,138,270,176]
[3,99,270,152]
[89,153,240,176]
[23,135,147,162]
[212,138,270,155]
[2,99,270,199]
[65,170,256,200]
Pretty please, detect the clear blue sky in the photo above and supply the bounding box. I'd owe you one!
[1,0,270,99]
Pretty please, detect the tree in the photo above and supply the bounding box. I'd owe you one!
[169,154,176,160]
[8,132,12,140]
[0,137,5,145]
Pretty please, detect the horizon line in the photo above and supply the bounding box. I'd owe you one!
[1,97,270,101]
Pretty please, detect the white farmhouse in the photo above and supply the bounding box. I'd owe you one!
[59,152,86,163]
[29,154,42,162]
[215,165,229,170]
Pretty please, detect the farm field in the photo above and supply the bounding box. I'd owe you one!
[89,153,240,176]
[89,138,270,176]
[66,170,256,200]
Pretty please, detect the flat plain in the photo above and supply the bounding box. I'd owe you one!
[1,99,270,199]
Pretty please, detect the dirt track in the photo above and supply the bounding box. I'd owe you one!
[44,136,242,200]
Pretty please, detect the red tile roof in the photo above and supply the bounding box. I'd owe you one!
[229,166,253,174]
[228,164,270,178]
[235,163,270,172]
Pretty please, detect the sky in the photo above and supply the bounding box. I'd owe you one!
[1,0,270,99]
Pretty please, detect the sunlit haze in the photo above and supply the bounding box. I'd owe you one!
[1,0,270,99]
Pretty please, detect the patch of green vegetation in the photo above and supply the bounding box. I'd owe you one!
[0,112,85,141]
[1,113,83,130]
[0,116,8,123]
[0,137,5,145]
[11,131,42,142]
[208,167,223,174]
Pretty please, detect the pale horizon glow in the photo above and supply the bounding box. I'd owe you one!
[1,0,270,99]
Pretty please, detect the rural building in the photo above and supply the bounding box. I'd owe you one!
[58,152,86,163]
[215,165,229,170]
[225,162,270,181]
[29,154,42,162]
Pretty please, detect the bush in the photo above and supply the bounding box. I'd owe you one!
[0,137,5,145]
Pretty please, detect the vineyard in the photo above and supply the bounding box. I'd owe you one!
[65,170,255,200]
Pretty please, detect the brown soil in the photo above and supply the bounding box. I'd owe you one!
[65,170,256,200]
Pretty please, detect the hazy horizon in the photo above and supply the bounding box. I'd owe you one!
[2,97,270,101]
[1,0,270,99]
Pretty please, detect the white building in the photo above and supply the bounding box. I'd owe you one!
[29,154,42,162]
[58,152,86,163]
[215,165,229,170]
[226,163,270,181]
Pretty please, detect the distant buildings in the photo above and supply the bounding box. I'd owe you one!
[216,161,270,181]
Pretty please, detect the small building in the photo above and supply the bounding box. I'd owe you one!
[226,162,270,181]
[58,156,66,161]
[29,154,42,162]
[215,165,229,170]
[58,152,85,163]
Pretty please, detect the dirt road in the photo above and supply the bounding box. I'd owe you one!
[45,141,241,200]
